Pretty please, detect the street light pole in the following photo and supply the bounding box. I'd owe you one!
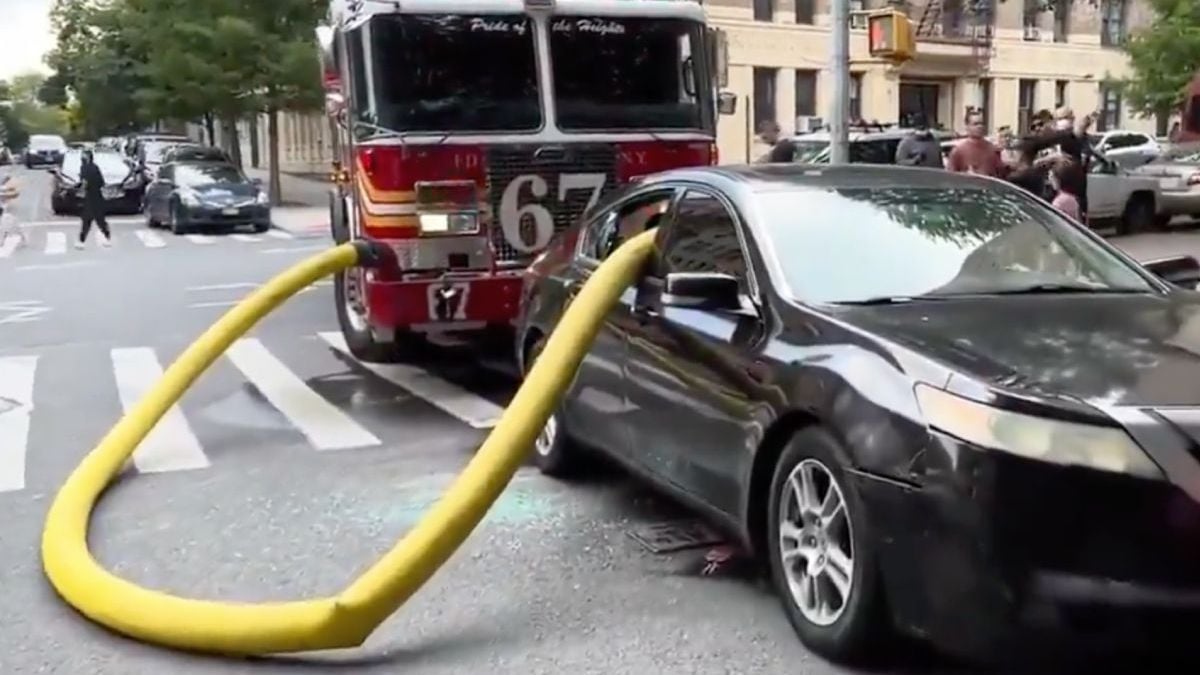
[829,0,850,164]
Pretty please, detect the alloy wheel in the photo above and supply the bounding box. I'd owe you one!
[778,458,855,627]
[534,413,558,457]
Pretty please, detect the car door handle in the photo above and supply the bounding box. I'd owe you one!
[633,305,659,322]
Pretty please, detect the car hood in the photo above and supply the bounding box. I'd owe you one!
[834,294,1200,407]
[186,183,260,201]
[61,165,132,186]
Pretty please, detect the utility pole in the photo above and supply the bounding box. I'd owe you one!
[829,0,850,164]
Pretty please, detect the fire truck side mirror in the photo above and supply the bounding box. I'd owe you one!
[708,28,729,90]
[718,92,738,116]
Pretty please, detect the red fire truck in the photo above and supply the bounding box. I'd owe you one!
[317,0,733,362]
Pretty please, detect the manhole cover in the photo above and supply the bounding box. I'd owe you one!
[627,519,723,554]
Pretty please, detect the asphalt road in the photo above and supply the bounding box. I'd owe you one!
[0,165,1192,675]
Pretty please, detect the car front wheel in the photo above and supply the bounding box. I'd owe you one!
[525,337,581,477]
[767,427,889,665]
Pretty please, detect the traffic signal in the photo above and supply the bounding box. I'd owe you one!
[867,10,916,63]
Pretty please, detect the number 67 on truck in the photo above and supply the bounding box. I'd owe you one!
[317,0,735,362]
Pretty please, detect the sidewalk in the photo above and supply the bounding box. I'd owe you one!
[245,167,330,208]
[271,206,329,237]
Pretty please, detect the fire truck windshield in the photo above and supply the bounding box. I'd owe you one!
[367,14,542,133]
[549,17,711,132]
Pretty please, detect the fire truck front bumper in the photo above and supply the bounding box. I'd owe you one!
[362,272,524,333]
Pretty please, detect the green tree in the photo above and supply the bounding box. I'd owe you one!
[1118,0,1200,120]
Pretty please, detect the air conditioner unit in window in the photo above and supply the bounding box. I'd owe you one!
[850,0,867,29]
[796,116,824,133]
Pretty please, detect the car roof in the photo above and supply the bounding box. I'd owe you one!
[793,127,959,143]
[641,163,1005,196]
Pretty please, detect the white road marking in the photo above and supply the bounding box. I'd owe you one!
[110,348,210,473]
[0,355,38,493]
[23,217,141,228]
[0,236,19,258]
[226,338,381,450]
[261,245,325,254]
[16,260,97,272]
[265,230,294,240]
[231,234,261,243]
[45,232,66,255]
[186,282,259,292]
[320,332,502,429]
[0,300,50,325]
[186,300,240,309]
[134,230,166,248]
[185,234,215,245]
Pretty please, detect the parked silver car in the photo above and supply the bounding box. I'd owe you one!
[1128,144,1200,219]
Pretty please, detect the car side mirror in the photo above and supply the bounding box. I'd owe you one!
[718,91,738,116]
[250,177,263,186]
[663,272,742,311]
[1144,255,1200,290]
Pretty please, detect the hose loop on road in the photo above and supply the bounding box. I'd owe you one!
[40,231,657,655]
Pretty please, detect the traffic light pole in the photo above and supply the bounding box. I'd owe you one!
[829,0,850,164]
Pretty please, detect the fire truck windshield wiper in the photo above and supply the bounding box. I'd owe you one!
[354,121,408,141]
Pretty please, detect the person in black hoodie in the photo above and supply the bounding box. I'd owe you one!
[1007,109,1093,213]
[76,150,112,249]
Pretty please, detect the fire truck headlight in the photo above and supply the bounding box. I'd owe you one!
[419,212,479,235]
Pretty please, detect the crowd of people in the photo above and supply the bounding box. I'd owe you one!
[757,106,1097,224]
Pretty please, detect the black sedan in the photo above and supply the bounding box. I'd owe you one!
[50,149,146,216]
[517,164,1200,665]
[143,161,270,234]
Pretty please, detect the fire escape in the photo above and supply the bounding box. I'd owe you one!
[911,0,995,69]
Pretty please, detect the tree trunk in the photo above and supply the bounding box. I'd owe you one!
[228,118,243,169]
[268,107,283,207]
[204,113,216,146]
[249,113,261,168]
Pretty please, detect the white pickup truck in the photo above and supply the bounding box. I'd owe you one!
[1086,153,1164,235]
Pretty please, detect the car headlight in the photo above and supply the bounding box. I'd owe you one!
[256,191,269,205]
[179,189,201,207]
[418,212,479,235]
[914,384,1163,479]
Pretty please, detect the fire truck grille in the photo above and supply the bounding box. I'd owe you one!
[485,144,619,263]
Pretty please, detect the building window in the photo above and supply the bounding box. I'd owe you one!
[1055,80,1068,108]
[1101,0,1126,46]
[795,0,815,24]
[1022,0,1040,41]
[1018,78,1037,132]
[978,77,992,132]
[850,73,863,121]
[795,70,818,118]
[1053,3,1069,42]
[754,0,774,22]
[753,67,778,130]
[1099,85,1121,131]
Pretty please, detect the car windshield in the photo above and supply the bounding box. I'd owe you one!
[549,17,710,131]
[792,140,830,163]
[755,186,1156,304]
[30,136,66,151]
[1156,146,1200,163]
[175,164,245,186]
[143,142,179,164]
[364,14,541,134]
[60,151,130,180]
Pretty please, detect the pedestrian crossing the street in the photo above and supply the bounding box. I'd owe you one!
[0,227,299,259]
[0,332,515,495]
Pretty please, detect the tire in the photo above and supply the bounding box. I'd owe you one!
[333,268,424,363]
[766,427,890,665]
[253,222,270,234]
[145,203,159,229]
[169,202,188,235]
[1119,195,1155,236]
[524,337,581,477]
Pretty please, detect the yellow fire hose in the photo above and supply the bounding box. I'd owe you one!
[41,230,657,656]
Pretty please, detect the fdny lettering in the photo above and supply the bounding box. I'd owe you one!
[551,18,627,35]
[617,150,649,166]
[453,153,481,171]
[470,17,528,34]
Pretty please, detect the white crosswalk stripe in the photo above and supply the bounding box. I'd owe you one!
[45,232,66,255]
[0,229,316,259]
[110,348,211,473]
[320,332,502,429]
[133,229,166,248]
[0,355,38,493]
[0,333,513,495]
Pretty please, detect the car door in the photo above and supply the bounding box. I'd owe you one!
[144,164,175,220]
[558,186,681,461]
[623,187,769,517]
[1087,158,1121,219]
